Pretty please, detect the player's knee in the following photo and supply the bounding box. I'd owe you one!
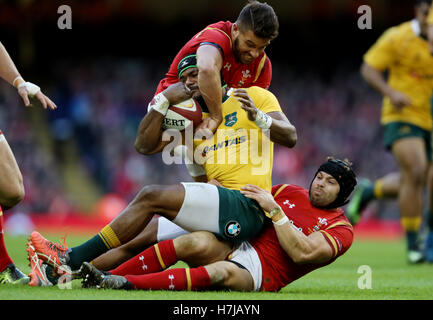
[405,165,426,186]
[135,185,163,208]
[175,232,209,258]
[1,179,25,208]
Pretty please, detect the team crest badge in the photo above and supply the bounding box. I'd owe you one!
[225,221,241,237]
[224,112,238,127]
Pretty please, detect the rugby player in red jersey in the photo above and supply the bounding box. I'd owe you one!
[155,0,279,133]
[78,158,356,292]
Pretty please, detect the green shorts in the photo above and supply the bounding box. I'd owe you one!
[383,122,432,162]
[216,186,266,243]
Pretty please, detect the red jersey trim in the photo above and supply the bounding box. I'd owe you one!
[319,230,338,257]
[273,184,289,197]
[197,27,232,48]
[326,221,353,230]
[253,54,267,83]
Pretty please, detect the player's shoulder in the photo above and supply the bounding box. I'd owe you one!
[272,184,305,197]
[245,86,274,98]
[382,20,413,39]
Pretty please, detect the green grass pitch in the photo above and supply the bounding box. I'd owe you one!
[1,233,432,300]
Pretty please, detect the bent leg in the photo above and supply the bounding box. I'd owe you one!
[91,217,160,270]
[392,137,426,256]
[205,261,254,291]
[0,134,25,208]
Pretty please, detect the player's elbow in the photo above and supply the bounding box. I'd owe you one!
[134,137,151,155]
[280,126,297,148]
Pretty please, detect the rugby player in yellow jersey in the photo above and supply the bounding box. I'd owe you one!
[347,0,433,263]
[26,53,297,281]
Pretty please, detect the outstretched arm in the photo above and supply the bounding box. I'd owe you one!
[0,42,57,110]
[195,45,223,133]
[240,184,333,264]
[233,89,297,148]
[361,62,411,109]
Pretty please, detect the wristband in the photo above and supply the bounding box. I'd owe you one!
[273,215,289,226]
[254,109,272,130]
[18,82,40,97]
[148,92,170,115]
[268,206,282,218]
[12,76,24,88]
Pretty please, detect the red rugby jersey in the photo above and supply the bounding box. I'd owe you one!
[248,184,354,292]
[155,21,272,94]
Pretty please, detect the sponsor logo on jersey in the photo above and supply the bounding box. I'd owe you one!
[202,135,247,155]
[224,112,238,127]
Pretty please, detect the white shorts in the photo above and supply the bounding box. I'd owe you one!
[229,241,262,291]
[157,216,189,242]
[172,182,220,234]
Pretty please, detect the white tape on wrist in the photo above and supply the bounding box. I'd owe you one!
[254,109,272,130]
[273,215,289,226]
[18,82,40,97]
[148,92,170,115]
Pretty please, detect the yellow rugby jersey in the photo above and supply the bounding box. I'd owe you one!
[193,86,282,192]
[363,20,433,131]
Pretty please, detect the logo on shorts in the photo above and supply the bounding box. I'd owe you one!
[225,221,241,237]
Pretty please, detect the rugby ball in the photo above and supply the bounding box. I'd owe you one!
[162,98,202,131]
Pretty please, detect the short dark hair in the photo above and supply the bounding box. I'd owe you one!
[236,1,279,40]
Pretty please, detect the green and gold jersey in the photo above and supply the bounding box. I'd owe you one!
[363,20,433,130]
[194,86,282,192]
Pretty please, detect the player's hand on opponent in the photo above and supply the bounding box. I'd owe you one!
[196,116,221,134]
[17,82,57,110]
[240,184,279,213]
[388,89,411,109]
[162,82,194,105]
[234,89,258,121]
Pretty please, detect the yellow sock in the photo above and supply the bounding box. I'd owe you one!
[373,179,384,199]
[400,217,422,232]
[98,225,122,249]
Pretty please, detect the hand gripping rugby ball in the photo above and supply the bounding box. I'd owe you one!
[162,98,202,131]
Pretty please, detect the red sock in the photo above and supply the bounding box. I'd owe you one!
[125,266,211,291]
[0,209,13,272]
[110,239,177,276]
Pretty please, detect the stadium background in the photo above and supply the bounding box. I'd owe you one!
[0,0,416,236]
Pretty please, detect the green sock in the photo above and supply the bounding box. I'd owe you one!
[68,235,109,270]
[406,231,419,251]
[360,183,375,208]
[68,225,121,270]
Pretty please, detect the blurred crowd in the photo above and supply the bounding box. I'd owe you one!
[0,58,398,217]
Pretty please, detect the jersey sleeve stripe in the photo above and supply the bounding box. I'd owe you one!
[199,42,225,56]
[319,230,338,257]
[202,27,232,48]
[273,184,289,197]
[326,221,353,230]
[253,54,267,83]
